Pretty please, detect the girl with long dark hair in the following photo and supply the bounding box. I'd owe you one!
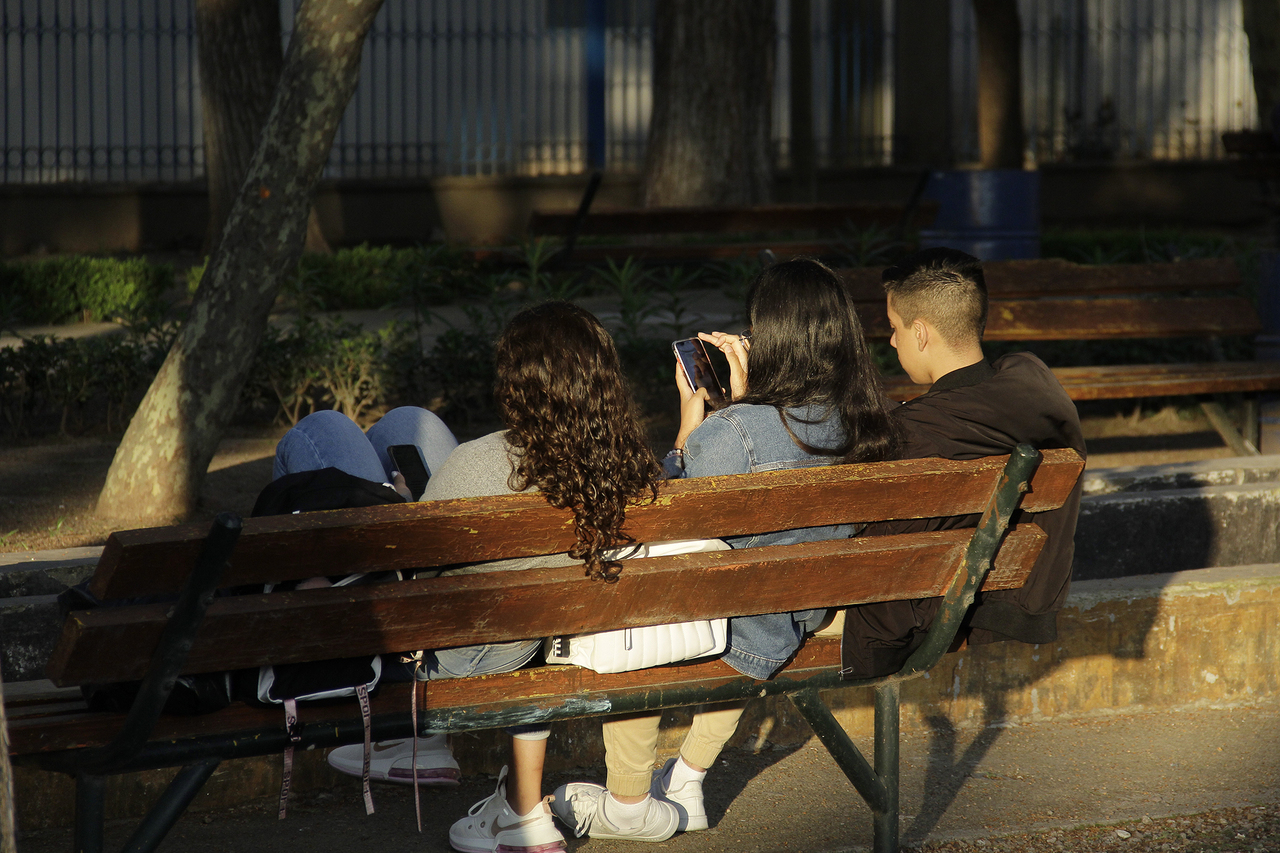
[551,258,901,841]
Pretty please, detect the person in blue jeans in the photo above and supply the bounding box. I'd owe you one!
[551,258,903,842]
[281,301,667,853]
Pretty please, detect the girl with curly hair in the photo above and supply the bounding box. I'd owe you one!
[551,258,902,843]
[279,301,665,853]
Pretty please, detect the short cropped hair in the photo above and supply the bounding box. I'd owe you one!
[881,247,988,345]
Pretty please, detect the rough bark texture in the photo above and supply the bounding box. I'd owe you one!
[196,0,329,254]
[1243,0,1280,131]
[974,0,1024,169]
[97,0,383,523]
[788,0,815,200]
[0,674,13,853]
[642,0,775,207]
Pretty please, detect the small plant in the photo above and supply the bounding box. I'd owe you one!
[420,327,497,425]
[651,265,705,340]
[512,237,583,302]
[838,222,906,268]
[593,258,655,347]
[707,258,758,326]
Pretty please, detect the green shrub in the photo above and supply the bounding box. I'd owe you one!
[282,244,483,311]
[0,256,172,324]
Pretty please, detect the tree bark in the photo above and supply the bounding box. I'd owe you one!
[196,0,329,254]
[0,672,12,853]
[97,0,383,523]
[789,0,815,200]
[642,0,775,207]
[973,0,1024,169]
[1243,0,1280,132]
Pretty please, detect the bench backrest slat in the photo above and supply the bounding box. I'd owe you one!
[48,525,1047,686]
[527,202,934,237]
[838,257,1240,302]
[91,450,1083,599]
[857,296,1260,341]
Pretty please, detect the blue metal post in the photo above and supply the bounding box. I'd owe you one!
[585,0,606,169]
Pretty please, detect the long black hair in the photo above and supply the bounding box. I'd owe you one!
[735,258,900,464]
[495,301,662,581]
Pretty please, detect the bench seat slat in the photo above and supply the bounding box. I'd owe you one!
[13,638,847,757]
[859,296,1261,341]
[48,525,1046,687]
[91,449,1083,600]
[884,362,1280,402]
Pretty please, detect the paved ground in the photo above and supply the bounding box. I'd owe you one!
[17,699,1280,852]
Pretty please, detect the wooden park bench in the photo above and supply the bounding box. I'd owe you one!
[523,172,937,267]
[7,446,1084,853]
[840,256,1280,456]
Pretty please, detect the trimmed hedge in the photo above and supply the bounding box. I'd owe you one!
[0,256,173,324]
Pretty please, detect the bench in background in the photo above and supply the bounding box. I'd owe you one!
[523,171,938,267]
[839,256,1280,456]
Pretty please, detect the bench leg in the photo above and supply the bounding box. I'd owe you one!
[788,685,899,853]
[874,682,901,853]
[74,773,106,853]
[120,759,220,853]
[1243,396,1261,451]
[1201,401,1260,455]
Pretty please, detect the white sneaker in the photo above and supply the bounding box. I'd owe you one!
[449,766,566,853]
[326,734,460,785]
[549,781,678,842]
[651,757,708,831]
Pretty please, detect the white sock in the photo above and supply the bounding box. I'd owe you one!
[603,793,651,827]
[669,756,707,789]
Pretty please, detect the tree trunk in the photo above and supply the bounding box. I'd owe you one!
[97,0,383,524]
[643,0,775,207]
[789,0,815,200]
[973,0,1024,169]
[196,0,330,255]
[1243,0,1280,132]
[0,672,13,853]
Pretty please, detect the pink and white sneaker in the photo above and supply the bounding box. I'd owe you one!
[450,766,566,853]
[326,734,460,785]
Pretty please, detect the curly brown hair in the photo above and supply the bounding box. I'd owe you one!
[495,301,662,582]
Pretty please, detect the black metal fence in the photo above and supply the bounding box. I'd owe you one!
[0,0,1259,186]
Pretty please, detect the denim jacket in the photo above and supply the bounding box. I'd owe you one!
[668,403,851,679]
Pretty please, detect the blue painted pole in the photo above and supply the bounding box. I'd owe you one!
[585,0,606,169]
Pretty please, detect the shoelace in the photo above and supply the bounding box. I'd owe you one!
[565,789,603,838]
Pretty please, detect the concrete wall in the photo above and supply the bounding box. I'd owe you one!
[0,160,1265,256]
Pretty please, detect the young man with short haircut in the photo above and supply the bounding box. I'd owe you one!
[841,247,1087,678]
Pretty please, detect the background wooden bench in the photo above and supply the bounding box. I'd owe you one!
[524,173,937,267]
[9,447,1083,853]
[839,256,1280,455]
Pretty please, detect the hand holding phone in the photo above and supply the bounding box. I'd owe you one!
[672,338,727,407]
[387,445,430,501]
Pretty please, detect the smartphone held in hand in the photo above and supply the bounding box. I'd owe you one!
[387,444,431,501]
[672,337,727,406]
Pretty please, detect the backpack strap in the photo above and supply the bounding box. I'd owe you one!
[356,684,375,814]
[277,699,301,819]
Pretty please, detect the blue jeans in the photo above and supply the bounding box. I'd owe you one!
[274,408,544,686]
[273,406,459,485]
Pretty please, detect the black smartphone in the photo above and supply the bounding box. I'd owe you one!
[672,337,727,406]
[387,444,430,501]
